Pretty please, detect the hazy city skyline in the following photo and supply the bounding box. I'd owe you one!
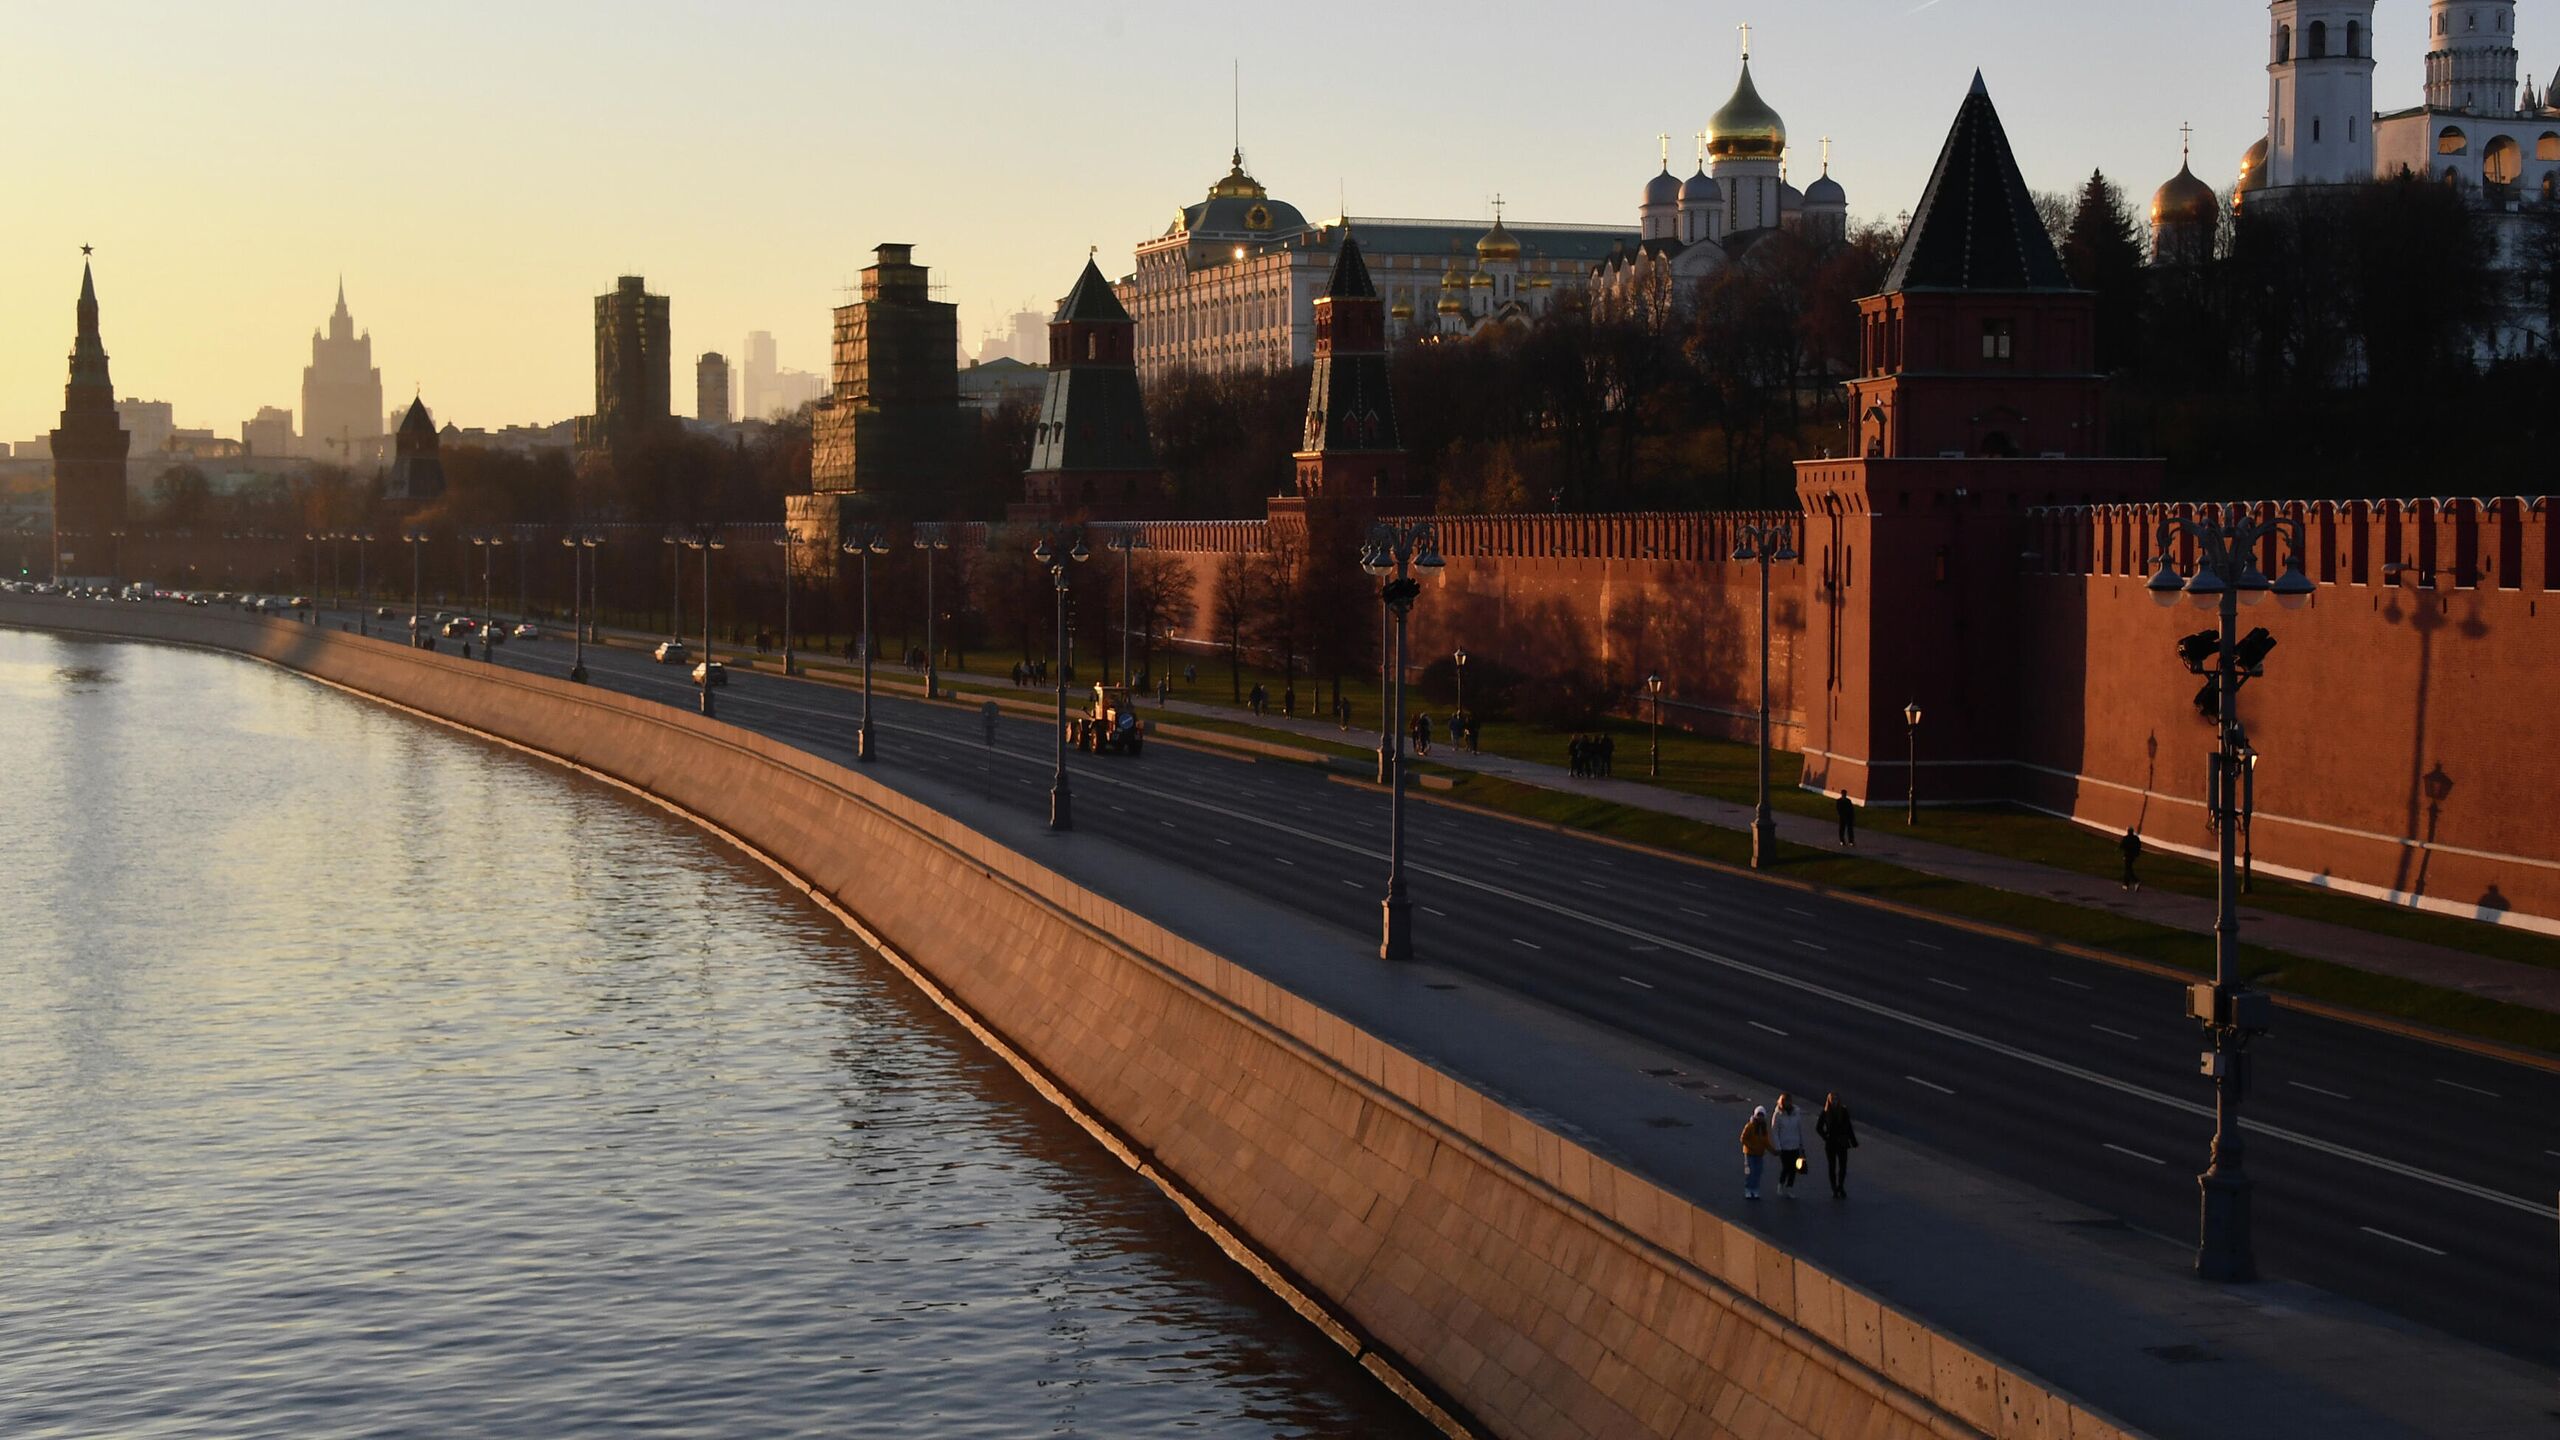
[0,0,2501,444]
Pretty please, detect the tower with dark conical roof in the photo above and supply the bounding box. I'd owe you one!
[1014,257,1164,520]
[384,396,446,506]
[1791,75,2161,812]
[1288,235,1409,507]
[50,257,131,585]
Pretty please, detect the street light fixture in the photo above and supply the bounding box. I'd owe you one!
[1731,521,1798,868]
[1646,673,1666,778]
[842,524,891,759]
[915,522,951,698]
[349,532,375,635]
[1904,700,1924,826]
[404,530,429,646]
[470,532,506,657]
[2144,502,2312,1284]
[770,530,800,677]
[1360,519,1445,962]
[680,527,724,717]
[1032,524,1090,829]
[1454,647,1469,736]
[1104,526,1147,686]
[660,531,685,642]
[563,532,600,683]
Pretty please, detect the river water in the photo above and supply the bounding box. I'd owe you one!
[0,629,1427,1438]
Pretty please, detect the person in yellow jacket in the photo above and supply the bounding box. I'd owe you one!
[1739,1105,1772,1200]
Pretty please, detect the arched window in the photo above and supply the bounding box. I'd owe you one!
[2439,126,2469,156]
[2484,134,2523,186]
[2347,21,2361,57]
[2539,133,2560,161]
[2276,23,2292,62]
[2308,20,2327,57]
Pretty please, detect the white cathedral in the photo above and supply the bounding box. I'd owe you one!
[1590,46,1851,325]
[2172,0,2560,353]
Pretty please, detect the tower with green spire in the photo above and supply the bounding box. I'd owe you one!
[50,254,130,586]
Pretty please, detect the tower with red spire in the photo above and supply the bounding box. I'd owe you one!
[1286,234,1410,509]
[50,255,130,586]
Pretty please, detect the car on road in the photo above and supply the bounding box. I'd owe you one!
[441,617,478,638]
[1067,683,1145,755]
[512,623,541,641]
[691,660,727,688]
[288,596,311,609]
[654,639,690,665]
[376,606,394,619]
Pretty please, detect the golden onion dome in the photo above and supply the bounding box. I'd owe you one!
[1390,299,1414,319]
[1469,270,1492,288]
[1436,289,1466,315]
[2150,161,2219,230]
[1475,218,1522,262]
[1707,59,1786,162]
[2232,137,2269,214]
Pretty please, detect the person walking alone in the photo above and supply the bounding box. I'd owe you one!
[1836,790,1857,847]
[1739,1105,1771,1200]
[1816,1092,1858,1199]
[1770,1093,1806,1196]
[2120,828,2143,890]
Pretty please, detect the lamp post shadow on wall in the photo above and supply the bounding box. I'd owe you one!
[2145,502,2314,1285]
[1362,519,1444,962]
[1731,521,1797,869]
[1033,524,1090,829]
[844,524,891,759]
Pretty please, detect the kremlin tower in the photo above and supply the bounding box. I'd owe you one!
[50,255,130,588]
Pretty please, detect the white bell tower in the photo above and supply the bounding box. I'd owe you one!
[2267,0,2377,187]
[2426,0,2520,113]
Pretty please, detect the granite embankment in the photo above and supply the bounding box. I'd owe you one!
[4,596,2139,1440]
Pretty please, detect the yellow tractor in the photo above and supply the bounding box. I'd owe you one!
[1068,683,1146,755]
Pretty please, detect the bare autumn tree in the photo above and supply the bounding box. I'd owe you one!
[1208,550,1261,702]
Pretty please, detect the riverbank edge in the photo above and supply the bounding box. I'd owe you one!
[5,598,2140,1440]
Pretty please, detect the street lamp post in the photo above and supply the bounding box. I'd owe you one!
[352,533,373,635]
[473,532,505,660]
[1646,673,1666,778]
[1454,647,1468,732]
[1032,525,1090,829]
[2146,503,2314,1284]
[2241,750,2258,892]
[770,531,798,677]
[1360,520,1445,962]
[1105,526,1146,686]
[843,524,890,759]
[563,533,598,683]
[915,523,950,698]
[304,531,322,622]
[405,530,427,646]
[662,532,684,642]
[1904,701,1924,826]
[1731,521,1798,868]
[682,527,723,717]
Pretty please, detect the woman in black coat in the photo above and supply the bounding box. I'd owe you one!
[1815,1092,1858,1198]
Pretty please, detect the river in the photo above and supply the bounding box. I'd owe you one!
[0,628,1428,1438]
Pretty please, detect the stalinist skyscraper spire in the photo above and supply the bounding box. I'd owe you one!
[51,250,131,587]
[301,278,384,461]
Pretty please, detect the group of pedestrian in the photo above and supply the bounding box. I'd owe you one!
[1009,659,1051,687]
[1737,1092,1858,1200]
[1409,712,1435,755]
[1568,733,1615,778]
[1247,682,1271,716]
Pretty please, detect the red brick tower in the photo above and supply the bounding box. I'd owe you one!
[1288,235,1411,506]
[1794,75,2161,805]
[51,256,130,587]
[1015,257,1165,521]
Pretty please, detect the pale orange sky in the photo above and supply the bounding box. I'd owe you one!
[1,0,2472,446]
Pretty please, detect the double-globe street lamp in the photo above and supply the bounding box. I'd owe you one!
[1646,673,1666,778]
[562,532,601,683]
[1360,519,1444,962]
[1730,521,1798,869]
[915,523,950,698]
[2144,503,2314,1284]
[1904,701,1924,826]
[404,530,430,646]
[1031,525,1090,830]
[769,531,799,678]
[1104,526,1146,686]
[677,527,724,717]
[842,524,891,761]
[470,531,507,658]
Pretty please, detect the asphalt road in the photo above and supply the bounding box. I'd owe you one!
[398,616,2560,1365]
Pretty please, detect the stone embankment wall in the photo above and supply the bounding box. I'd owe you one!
[3,595,2134,1440]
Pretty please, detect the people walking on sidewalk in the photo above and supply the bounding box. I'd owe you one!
[1739,1105,1771,1200]
[1411,712,1433,756]
[2120,828,2143,890]
[1335,694,1351,731]
[1770,1093,1806,1194]
[1816,1092,1858,1198]
[1836,791,1857,846]
[1569,735,1587,777]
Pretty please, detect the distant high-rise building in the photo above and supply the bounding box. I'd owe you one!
[242,406,295,457]
[575,275,673,456]
[302,280,384,462]
[384,397,446,506]
[739,329,823,420]
[114,398,176,462]
[51,258,130,586]
[696,351,732,424]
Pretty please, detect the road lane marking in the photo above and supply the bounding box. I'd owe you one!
[2436,1078,2501,1099]
[1680,906,1714,918]
[1909,940,1944,952]
[2049,976,2093,990]
[1906,1076,1956,1095]
[1214,838,1232,846]
[1421,906,1448,917]
[1786,907,1814,917]
[756,704,2550,1219]
[1929,978,1969,992]
[1619,975,1655,990]
[1498,857,1522,867]
[2090,1024,2141,1041]
[1341,879,1365,889]
[1748,1021,1789,1037]
[1580,881,1609,891]
[2104,1143,2166,1165]
[2289,1081,2353,1100]
[2360,1227,2446,1256]
[1793,940,1827,952]
[1272,857,1296,866]
[1512,938,1543,950]
[1159,820,1179,829]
